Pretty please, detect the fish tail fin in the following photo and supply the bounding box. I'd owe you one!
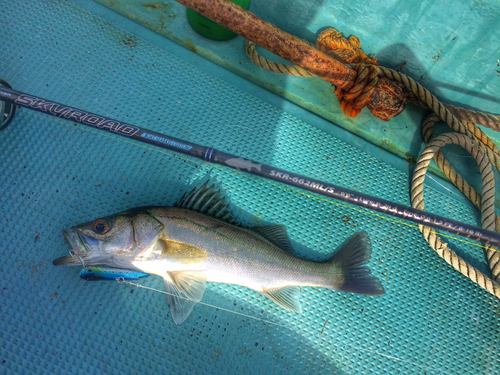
[327,231,385,296]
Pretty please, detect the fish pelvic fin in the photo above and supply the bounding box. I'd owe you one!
[329,231,385,296]
[168,270,207,303]
[163,270,207,325]
[163,277,198,325]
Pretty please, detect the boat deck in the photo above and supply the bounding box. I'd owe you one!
[1,1,499,374]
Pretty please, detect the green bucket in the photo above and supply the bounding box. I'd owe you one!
[186,0,251,41]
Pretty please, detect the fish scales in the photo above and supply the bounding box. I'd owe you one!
[150,208,332,290]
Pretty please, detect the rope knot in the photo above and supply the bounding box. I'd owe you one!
[335,64,379,118]
[316,28,408,120]
[316,28,379,118]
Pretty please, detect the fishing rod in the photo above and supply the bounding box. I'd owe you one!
[1,79,499,247]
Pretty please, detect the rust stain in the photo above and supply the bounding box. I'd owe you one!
[213,349,222,362]
[432,49,443,61]
[142,2,173,13]
[407,156,416,170]
[142,2,175,29]
[185,38,197,54]
[342,215,352,226]
[122,36,138,48]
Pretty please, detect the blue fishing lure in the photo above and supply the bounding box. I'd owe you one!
[80,267,149,281]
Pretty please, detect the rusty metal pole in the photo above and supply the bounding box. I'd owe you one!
[176,0,356,90]
[176,0,408,121]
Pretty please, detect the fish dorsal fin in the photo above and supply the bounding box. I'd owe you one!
[163,277,198,325]
[175,181,237,224]
[251,225,296,255]
[262,286,302,313]
[167,270,207,303]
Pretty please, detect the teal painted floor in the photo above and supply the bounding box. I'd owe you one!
[1,1,499,374]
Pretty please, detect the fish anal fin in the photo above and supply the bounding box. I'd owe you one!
[251,225,296,255]
[167,270,207,303]
[262,286,302,313]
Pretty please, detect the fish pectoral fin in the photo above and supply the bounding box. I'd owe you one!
[167,270,207,303]
[262,286,302,313]
[157,239,208,265]
[251,225,296,255]
[163,277,198,325]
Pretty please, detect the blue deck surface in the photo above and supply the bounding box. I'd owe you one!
[1,1,499,374]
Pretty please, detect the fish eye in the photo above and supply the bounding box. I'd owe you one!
[93,219,110,234]
[87,269,93,273]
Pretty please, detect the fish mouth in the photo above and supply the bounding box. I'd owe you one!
[52,229,87,266]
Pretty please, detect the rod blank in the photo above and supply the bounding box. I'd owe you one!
[0,85,498,247]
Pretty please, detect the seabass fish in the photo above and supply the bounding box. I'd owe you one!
[53,182,384,324]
